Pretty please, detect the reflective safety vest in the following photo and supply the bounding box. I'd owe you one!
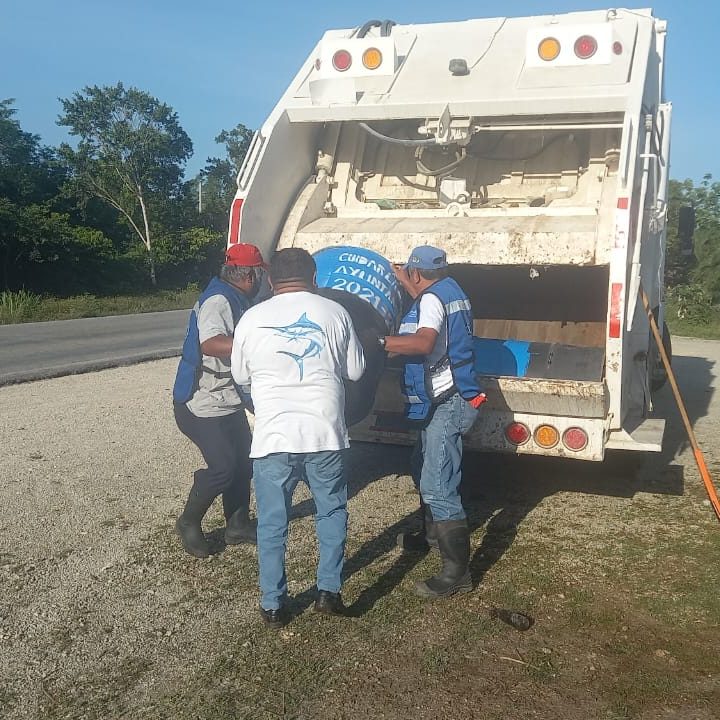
[400,277,481,421]
[172,277,250,404]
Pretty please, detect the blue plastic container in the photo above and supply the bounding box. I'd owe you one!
[313,246,403,332]
[473,338,531,378]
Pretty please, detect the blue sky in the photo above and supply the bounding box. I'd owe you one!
[1,1,717,182]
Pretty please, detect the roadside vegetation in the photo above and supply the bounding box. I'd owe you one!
[1,90,249,319]
[0,287,196,324]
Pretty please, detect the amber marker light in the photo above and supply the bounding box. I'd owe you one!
[362,47,383,70]
[538,37,561,61]
[534,424,560,449]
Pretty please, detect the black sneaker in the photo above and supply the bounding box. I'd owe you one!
[314,590,346,616]
[259,606,286,629]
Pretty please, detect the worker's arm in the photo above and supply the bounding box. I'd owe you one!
[230,319,251,388]
[200,335,233,358]
[343,314,366,381]
[384,328,438,357]
[198,295,237,359]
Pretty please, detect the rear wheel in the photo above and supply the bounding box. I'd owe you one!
[650,321,672,393]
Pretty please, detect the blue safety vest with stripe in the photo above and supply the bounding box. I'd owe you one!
[172,277,250,404]
[399,277,481,421]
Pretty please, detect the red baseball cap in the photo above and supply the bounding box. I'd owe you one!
[225,243,267,269]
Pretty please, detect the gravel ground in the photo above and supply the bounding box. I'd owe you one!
[1,337,718,719]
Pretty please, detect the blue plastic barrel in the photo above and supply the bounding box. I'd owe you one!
[473,338,531,378]
[313,246,403,332]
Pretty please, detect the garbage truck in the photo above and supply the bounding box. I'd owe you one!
[226,8,672,461]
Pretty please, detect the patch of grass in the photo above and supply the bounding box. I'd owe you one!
[666,299,720,339]
[423,645,451,674]
[0,289,42,323]
[41,655,152,719]
[0,286,197,324]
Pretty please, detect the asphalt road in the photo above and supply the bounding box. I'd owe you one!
[0,309,189,385]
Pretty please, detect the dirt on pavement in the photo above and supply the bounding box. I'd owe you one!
[0,337,719,719]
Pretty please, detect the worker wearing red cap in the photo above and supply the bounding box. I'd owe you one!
[172,243,267,558]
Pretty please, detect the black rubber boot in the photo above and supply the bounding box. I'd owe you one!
[175,485,214,558]
[414,519,472,599]
[225,506,257,545]
[397,500,438,552]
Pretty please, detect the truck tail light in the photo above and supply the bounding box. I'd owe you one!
[574,35,597,59]
[609,282,623,338]
[332,49,352,72]
[534,424,559,449]
[562,427,588,452]
[538,37,561,61]
[505,422,530,446]
[362,47,383,69]
[228,198,244,245]
[613,41,623,55]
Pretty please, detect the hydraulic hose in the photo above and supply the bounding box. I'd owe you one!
[359,122,438,148]
[416,147,467,176]
[380,19,396,37]
[357,20,382,38]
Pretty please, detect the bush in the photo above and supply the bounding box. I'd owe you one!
[666,283,713,325]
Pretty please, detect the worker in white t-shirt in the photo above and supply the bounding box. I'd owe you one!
[231,248,366,628]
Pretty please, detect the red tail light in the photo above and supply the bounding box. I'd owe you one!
[228,198,244,244]
[574,35,597,59]
[332,49,352,72]
[562,427,588,452]
[505,422,530,446]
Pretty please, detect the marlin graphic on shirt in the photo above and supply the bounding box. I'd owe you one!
[262,313,326,380]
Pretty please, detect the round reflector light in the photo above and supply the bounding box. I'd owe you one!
[563,427,589,452]
[332,49,352,72]
[613,41,623,55]
[505,422,530,446]
[538,37,561,62]
[362,47,383,70]
[574,35,598,59]
[534,424,560,449]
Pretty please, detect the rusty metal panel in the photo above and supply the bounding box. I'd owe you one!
[294,214,600,266]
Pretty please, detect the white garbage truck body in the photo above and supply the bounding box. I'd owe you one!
[227,8,672,461]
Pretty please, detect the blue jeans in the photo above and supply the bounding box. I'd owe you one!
[411,393,479,522]
[253,450,347,611]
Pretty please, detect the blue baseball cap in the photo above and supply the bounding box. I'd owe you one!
[405,245,448,271]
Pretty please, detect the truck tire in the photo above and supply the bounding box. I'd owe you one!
[650,321,672,393]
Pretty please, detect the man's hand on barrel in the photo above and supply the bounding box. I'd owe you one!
[356,326,384,353]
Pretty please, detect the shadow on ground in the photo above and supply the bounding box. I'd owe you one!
[229,351,715,621]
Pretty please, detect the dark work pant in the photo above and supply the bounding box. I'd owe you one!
[174,403,253,519]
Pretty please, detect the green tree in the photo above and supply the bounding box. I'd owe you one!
[0,199,113,293]
[0,99,65,206]
[666,175,720,300]
[57,83,193,285]
[194,123,253,232]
